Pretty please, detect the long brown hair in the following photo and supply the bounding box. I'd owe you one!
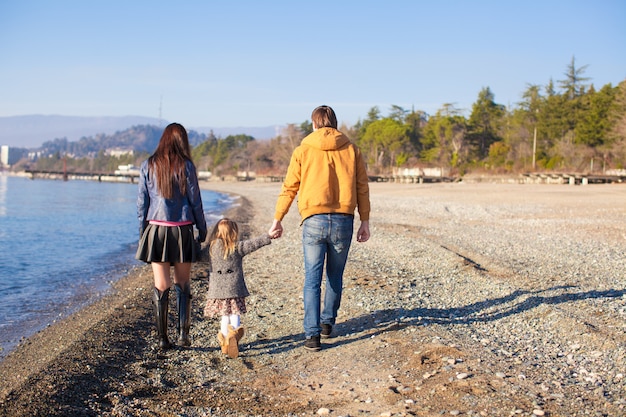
[148,123,192,198]
[209,218,239,259]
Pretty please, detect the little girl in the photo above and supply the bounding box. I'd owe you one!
[204,218,275,358]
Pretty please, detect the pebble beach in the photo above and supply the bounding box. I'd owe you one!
[0,180,625,417]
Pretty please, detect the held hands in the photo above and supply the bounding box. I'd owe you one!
[268,219,368,241]
[269,219,283,239]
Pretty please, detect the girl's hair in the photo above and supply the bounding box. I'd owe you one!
[148,123,193,199]
[209,218,239,259]
[311,105,337,129]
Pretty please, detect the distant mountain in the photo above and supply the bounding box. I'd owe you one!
[0,115,165,149]
[37,124,229,158]
[0,115,281,149]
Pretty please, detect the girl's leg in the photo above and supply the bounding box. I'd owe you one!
[217,316,230,354]
[220,316,230,337]
[229,314,244,355]
[229,314,241,329]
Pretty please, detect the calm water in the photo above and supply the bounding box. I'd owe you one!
[0,175,233,358]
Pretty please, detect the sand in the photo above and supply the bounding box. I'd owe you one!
[0,180,625,417]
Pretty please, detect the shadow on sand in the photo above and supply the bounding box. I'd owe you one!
[244,286,625,356]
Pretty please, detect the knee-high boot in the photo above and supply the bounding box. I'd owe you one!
[175,282,192,347]
[153,287,172,350]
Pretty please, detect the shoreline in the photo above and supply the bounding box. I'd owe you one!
[0,179,233,361]
[0,254,139,361]
[1,181,625,416]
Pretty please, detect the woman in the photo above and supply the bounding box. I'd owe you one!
[136,122,207,349]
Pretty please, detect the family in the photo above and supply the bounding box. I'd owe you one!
[136,105,371,357]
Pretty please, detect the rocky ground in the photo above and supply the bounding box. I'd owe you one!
[0,181,625,417]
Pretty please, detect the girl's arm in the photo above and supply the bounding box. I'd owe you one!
[236,234,272,256]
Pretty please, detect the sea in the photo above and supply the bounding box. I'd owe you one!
[0,174,234,359]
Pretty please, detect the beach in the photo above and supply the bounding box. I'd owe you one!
[0,181,625,417]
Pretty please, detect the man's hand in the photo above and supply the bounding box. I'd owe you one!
[356,220,370,242]
[269,219,283,239]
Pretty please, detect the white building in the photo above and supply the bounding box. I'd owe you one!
[106,148,134,157]
[1,145,27,167]
[114,164,140,175]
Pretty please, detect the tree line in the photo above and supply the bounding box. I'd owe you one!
[195,58,626,177]
[24,58,626,177]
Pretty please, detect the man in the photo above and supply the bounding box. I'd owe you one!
[269,105,371,351]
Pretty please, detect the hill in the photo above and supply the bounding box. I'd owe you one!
[37,125,210,157]
[0,115,164,149]
[0,115,280,149]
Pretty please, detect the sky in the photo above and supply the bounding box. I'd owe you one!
[1,0,625,129]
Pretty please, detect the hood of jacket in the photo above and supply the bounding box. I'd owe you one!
[301,127,350,151]
[273,126,370,223]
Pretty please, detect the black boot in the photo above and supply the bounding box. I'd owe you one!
[175,282,192,347]
[152,287,172,350]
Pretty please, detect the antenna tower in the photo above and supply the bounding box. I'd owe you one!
[159,95,163,127]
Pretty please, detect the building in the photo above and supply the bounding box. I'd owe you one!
[1,145,28,168]
[106,148,134,157]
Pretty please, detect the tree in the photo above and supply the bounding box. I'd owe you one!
[191,130,218,170]
[300,120,313,136]
[575,84,616,147]
[540,81,568,147]
[354,106,381,140]
[603,80,626,169]
[265,124,305,173]
[420,105,467,169]
[607,80,626,152]
[388,105,409,123]
[405,109,427,156]
[279,124,304,157]
[558,56,591,100]
[467,87,505,159]
[360,118,410,172]
[518,84,543,169]
[245,140,277,175]
[557,57,592,144]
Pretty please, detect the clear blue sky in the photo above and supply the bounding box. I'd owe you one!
[1,0,625,129]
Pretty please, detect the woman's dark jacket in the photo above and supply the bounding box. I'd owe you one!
[137,159,207,242]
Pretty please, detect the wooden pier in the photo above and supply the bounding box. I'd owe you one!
[25,169,139,183]
[368,174,456,183]
[520,172,626,185]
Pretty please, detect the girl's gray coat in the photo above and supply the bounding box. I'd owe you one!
[206,235,271,299]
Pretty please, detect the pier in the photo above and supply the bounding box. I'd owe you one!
[25,169,139,183]
[520,172,626,185]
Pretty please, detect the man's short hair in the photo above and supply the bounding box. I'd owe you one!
[311,105,338,129]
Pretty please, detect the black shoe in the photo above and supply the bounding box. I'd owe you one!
[321,323,333,339]
[304,335,321,351]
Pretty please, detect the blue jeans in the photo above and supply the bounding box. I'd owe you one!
[302,213,354,338]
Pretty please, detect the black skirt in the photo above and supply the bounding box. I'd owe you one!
[136,224,196,263]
